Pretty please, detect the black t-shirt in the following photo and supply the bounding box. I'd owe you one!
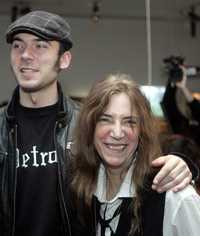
[15,102,63,236]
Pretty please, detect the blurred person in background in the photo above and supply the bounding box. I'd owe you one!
[161,65,200,145]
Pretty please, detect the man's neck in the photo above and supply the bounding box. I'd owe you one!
[19,82,59,108]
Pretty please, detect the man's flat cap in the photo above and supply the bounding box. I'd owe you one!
[6,10,73,50]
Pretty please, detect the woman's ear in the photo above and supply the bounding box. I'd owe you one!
[60,51,72,69]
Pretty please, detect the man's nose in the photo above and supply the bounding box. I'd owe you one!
[21,46,34,59]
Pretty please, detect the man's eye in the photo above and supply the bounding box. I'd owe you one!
[36,43,48,49]
[12,43,21,49]
[13,44,18,48]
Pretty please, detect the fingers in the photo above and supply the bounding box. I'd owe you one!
[151,156,166,167]
[152,168,192,193]
[172,173,192,192]
[162,160,189,185]
[152,155,177,185]
[151,154,192,193]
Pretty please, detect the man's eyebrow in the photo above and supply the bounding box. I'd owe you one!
[12,36,23,42]
[34,38,50,43]
[12,36,51,44]
[34,38,52,46]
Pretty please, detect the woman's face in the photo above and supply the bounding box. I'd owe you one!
[94,92,139,173]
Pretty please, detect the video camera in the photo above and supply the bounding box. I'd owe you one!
[163,56,200,83]
[163,56,184,83]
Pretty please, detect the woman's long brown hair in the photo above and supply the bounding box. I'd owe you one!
[71,73,161,235]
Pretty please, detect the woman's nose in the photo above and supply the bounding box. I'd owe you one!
[110,122,125,139]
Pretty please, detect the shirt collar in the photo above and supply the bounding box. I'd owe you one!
[94,163,136,203]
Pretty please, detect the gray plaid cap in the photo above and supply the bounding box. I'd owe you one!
[6,10,73,50]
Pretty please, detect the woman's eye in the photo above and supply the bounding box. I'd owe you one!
[98,117,111,123]
[129,119,137,124]
[124,118,138,126]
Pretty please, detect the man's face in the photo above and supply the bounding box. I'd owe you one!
[10,33,68,93]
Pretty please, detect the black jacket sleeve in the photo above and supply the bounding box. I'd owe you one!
[189,99,200,123]
[161,82,188,133]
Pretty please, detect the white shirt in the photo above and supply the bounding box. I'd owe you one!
[94,164,135,236]
[95,164,200,236]
[163,185,200,236]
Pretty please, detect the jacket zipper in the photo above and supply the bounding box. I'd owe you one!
[93,198,97,236]
[10,125,18,236]
[0,151,8,156]
[54,121,72,236]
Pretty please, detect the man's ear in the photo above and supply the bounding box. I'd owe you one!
[59,51,72,69]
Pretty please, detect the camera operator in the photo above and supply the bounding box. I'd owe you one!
[176,66,200,123]
[161,62,200,146]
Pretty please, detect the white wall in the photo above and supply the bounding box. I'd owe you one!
[0,14,200,102]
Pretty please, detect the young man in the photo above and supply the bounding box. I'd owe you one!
[1,11,79,236]
[0,10,193,236]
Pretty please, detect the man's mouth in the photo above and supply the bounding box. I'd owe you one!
[20,68,39,73]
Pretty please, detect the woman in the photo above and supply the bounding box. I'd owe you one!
[70,74,200,236]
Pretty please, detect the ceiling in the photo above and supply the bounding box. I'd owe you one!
[1,0,200,22]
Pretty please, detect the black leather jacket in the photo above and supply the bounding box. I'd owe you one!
[0,84,79,236]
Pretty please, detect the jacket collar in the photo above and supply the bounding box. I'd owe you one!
[6,81,71,126]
